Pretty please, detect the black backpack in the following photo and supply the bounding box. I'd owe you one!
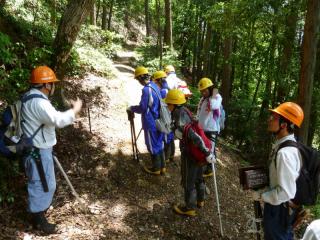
[277,140,320,206]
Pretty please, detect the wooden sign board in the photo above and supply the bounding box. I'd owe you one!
[239,165,269,190]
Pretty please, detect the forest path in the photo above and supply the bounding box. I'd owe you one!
[0,50,254,240]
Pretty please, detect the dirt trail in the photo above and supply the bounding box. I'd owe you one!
[0,51,255,240]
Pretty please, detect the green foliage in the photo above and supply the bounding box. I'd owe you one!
[77,25,123,58]
[311,199,320,219]
[74,25,123,77]
[0,156,21,205]
[135,43,182,73]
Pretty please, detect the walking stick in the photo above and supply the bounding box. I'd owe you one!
[127,110,139,162]
[136,127,142,141]
[88,105,92,133]
[211,163,224,237]
[253,201,263,240]
[53,155,87,210]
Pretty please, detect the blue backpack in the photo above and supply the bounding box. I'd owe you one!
[0,94,46,158]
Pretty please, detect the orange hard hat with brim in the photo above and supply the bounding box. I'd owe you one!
[30,66,59,84]
[269,102,304,128]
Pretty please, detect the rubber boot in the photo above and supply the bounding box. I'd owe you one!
[203,163,213,177]
[32,211,56,235]
[173,205,196,216]
[159,151,166,175]
[143,154,161,175]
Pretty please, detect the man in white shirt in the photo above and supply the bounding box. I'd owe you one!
[22,66,82,234]
[164,65,179,90]
[252,102,304,240]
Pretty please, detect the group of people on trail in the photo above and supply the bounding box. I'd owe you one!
[128,64,320,240]
[127,65,223,217]
[1,64,318,240]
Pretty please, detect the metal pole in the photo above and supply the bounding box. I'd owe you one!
[131,118,139,162]
[88,106,92,133]
[254,201,262,240]
[212,163,224,237]
[136,127,143,141]
[53,155,86,210]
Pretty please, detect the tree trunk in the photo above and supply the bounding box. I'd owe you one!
[107,0,114,30]
[90,1,96,25]
[203,24,213,77]
[221,37,233,108]
[145,0,151,38]
[52,0,95,80]
[164,0,173,49]
[276,0,300,103]
[96,0,101,24]
[307,42,320,146]
[297,0,320,144]
[156,0,163,67]
[101,0,107,30]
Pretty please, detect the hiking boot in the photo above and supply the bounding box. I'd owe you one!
[143,166,161,175]
[197,201,205,208]
[160,167,167,174]
[173,205,196,216]
[32,211,56,235]
[203,169,213,178]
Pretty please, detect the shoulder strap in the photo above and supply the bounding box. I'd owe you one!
[21,93,47,103]
[274,140,298,168]
[148,85,162,102]
[278,140,298,150]
[20,93,47,139]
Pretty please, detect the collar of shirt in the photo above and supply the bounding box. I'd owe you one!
[28,88,49,100]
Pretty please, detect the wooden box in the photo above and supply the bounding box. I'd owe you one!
[239,165,269,190]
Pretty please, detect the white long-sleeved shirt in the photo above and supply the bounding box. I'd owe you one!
[197,94,222,132]
[21,88,75,149]
[166,73,179,90]
[262,134,302,205]
[302,219,320,240]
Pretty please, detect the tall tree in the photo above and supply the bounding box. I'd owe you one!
[90,1,97,25]
[101,0,107,30]
[164,0,173,49]
[52,0,95,80]
[107,0,114,30]
[220,36,233,108]
[298,0,320,144]
[276,0,300,103]
[145,0,151,38]
[156,0,163,67]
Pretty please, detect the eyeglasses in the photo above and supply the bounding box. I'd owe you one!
[269,113,279,121]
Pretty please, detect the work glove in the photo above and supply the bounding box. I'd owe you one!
[251,191,262,202]
[206,154,216,164]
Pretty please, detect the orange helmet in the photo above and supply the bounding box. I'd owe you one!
[30,66,59,84]
[269,102,304,127]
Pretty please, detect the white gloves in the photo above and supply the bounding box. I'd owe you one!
[206,154,216,164]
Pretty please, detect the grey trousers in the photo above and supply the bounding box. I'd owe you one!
[180,148,205,209]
